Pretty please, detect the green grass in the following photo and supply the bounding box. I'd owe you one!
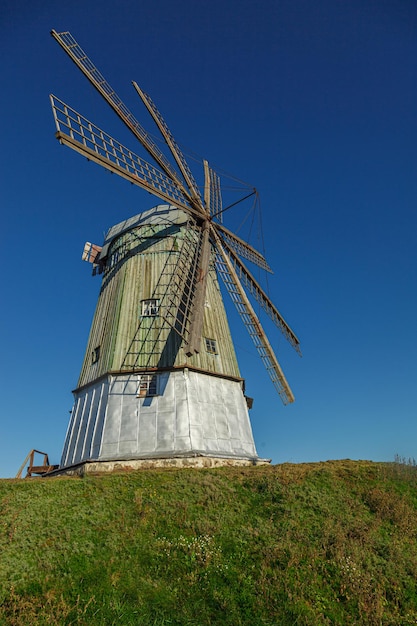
[1,460,417,625]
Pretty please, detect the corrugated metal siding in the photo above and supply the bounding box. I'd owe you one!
[77,209,240,389]
[62,370,257,467]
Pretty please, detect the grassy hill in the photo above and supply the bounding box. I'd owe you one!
[1,459,417,625]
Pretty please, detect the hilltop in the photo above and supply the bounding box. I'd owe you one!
[1,460,417,625]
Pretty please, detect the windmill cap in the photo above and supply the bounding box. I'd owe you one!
[103,204,188,246]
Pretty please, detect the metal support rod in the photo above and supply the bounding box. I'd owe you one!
[212,189,257,219]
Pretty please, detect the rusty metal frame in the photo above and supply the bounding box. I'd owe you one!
[16,450,59,478]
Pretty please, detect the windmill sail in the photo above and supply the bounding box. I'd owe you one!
[183,220,211,356]
[216,222,272,272]
[132,82,202,206]
[206,163,222,219]
[50,95,195,215]
[213,233,295,404]
[50,30,186,193]
[121,215,202,369]
[221,239,301,354]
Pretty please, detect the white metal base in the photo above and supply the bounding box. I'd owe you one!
[60,369,261,468]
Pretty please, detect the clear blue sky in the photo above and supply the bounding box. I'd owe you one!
[1,0,416,478]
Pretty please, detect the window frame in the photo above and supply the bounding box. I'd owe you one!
[91,345,101,364]
[137,373,158,398]
[141,298,160,317]
[205,337,218,354]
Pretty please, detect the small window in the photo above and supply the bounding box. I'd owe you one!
[109,251,120,268]
[91,346,100,364]
[137,374,158,398]
[205,338,217,354]
[141,299,159,317]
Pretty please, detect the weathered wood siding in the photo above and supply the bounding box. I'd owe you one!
[77,208,240,388]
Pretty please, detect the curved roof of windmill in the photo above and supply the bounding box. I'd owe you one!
[104,204,187,246]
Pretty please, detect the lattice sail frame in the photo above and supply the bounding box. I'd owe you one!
[121,217,205,370]
[50,29,301,404]
[50,96,193,214]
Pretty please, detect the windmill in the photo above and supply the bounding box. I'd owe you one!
[50,30,301,473]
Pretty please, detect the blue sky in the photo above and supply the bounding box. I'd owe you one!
[1,0,416,477]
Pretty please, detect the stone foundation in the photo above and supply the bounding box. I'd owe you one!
[51,454,270,477]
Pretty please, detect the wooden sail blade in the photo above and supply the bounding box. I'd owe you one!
[186,163,218,352]
[50,95,203,217]
[51,29,191,201]
[209,164,223,220]
[203,160,223,220]
[181,161,222,355]
[213,233,295,404]
[132,82,203,211]
[220,238,301,355]
[215,222,272,273]
[184,220,211,356]
[204,160,211,213]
